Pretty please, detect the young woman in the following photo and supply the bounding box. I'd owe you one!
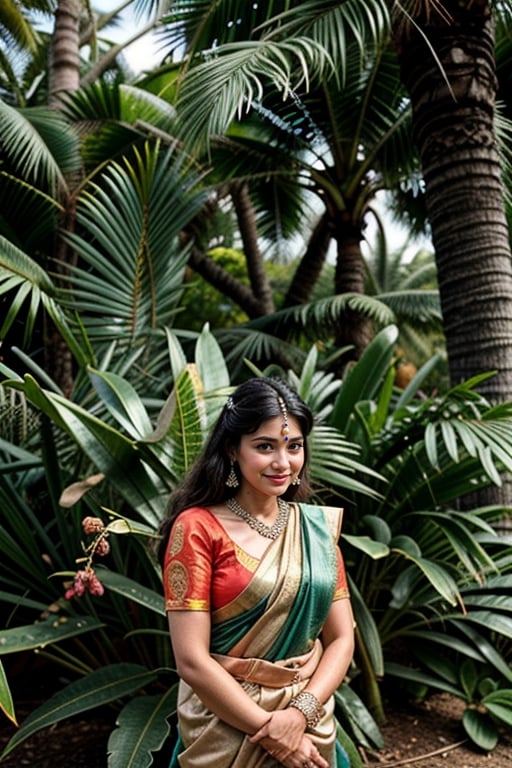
[158,377,355,768]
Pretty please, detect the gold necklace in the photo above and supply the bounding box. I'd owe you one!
[226,497,289,540]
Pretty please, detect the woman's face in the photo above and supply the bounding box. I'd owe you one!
[231,415,304,499]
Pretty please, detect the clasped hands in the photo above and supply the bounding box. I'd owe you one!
[249,707,329,768]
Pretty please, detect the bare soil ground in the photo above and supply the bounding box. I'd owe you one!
[0,693,510,767]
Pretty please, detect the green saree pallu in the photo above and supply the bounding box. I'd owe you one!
[167,504,351,768]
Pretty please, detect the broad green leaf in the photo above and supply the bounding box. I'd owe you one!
[424,422,438,468]
[0,660,16,725]
[462,708,498,751]
[389,565,421,609]
[195,324,230,394]
[164,328,187,383]
[330,325,398,434]
[348,575,384,677]
[403,630,485,663]
[334,682,384,750]
[108,686,178,768]
[16,375,166,526]
[298,345,318,401]
[343,534,389,559]
[411,645,459,686]
[460,658,478,700]
[0,616,104,655]
[384,662,464,699]
[97,569,165,616]
[482,690,512,727]
[440,421,459,462]
[484,701,512,727]
[461,611,512,640]
[388,535,421,557]
[88,368,153,438]
[1,664,158,758]
[335,719,364,768]
[361,515,391,545]
[394,551,460,606]
[451,621,512,683]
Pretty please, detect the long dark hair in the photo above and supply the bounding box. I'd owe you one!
[157,376,314,564]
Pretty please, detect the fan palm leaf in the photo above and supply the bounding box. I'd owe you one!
[0,101,80,193]
[62,141,207,366]
[60,81,177,169]
[0,236,89,366]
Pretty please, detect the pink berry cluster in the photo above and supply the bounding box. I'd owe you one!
[64,516,110,600]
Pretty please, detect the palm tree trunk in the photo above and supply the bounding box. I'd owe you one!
[231,182,275,314]
[284,212,332,307]
[398,4,512,405]
[398,2,512,506]
[49,0,81,107]
[46,0,82,396]
[333,214,373,366]
[187,243,265,319]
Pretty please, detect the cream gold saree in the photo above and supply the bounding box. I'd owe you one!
[165,504,350,768]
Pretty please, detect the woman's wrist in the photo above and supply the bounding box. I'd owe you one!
[287,691,326,729]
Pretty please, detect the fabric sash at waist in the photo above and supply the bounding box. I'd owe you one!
[211,639,322,688]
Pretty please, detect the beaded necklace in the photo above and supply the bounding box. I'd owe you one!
[226,497,289,540]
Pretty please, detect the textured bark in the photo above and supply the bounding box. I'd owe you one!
[187,244,265,319]
[284,212,332,307]
[398,4,512,405]
[45,0,82,396]
[49,0,81,107]
[231,182,275,314]
[333,214,373,365]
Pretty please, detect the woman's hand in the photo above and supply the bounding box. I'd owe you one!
[260,734,329,768]
[249,707,306,755]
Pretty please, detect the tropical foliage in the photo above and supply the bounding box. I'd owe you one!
[1,326,512,765]
[1,1,512,766]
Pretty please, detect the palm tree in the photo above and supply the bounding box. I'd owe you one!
[394,2,512,410]
[155,3,420,365]
[158,1,512,401]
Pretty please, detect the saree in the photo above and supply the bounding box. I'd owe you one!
[164,503,350,768]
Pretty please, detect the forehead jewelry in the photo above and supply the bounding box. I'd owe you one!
[277,396,289,441]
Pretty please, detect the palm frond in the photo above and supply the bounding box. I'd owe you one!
[0,102,80,192]
[175,38,334,152]
[377,289,442,326]
[0,236,88,365]
[259,0,391,71]
[62,141,207,356]
[0,0,42,53]
[247,293,396,336]
[61,82,177,170]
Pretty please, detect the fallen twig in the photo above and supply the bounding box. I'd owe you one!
[373,738,469,766]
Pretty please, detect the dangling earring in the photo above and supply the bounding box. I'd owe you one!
[292,475,301,486]
[226,460,239,488]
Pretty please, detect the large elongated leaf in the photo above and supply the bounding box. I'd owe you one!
[97,569,165,617]
[88,368,154,439]
[384,662,464,699]
[0,238,89,366]
[0,101,80,188]
[348,574,384,677]
[6,375,167,526]
[393,550,461,606]
[0,616,104,655]
[0,660,16,726]
[108,687,178,768]
[1,664,158,758]
[330,325,398,434]
[334,682,384,750]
